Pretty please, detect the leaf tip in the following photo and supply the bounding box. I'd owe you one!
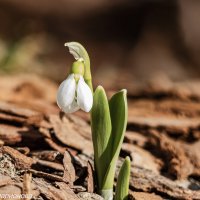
[95,85,105,94]
[124,156,131,164]
[64,41,75,47]
[96,85,104,90]
[121,89,127,96]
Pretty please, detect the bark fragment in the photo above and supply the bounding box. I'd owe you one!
[63,151,76,185]
[0,146,33,170]
[23,172,32,200]
[86,161,94,193]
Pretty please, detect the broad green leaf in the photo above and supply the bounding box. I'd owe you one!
[102,89,128,189]
[115,157,130,200]
[65,42,93,91]
[91,86,112,189]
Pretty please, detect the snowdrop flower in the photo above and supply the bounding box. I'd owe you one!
[57,73,93,113]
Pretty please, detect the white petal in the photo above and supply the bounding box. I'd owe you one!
[77,76,93,112]
[63,99,80,113]
[56,74,76,112]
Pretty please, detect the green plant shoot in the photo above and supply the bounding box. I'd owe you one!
[115,157,130,200]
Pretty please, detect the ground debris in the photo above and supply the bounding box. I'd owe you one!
[147,130,194,180]
[0,146,33,170]
[77,192,103,200]
[0,75,199,199]
[63,151,76,185]
[23,172,32,200]
[129,191,163,200]
[128,99,200,141]
[0,175,13,187]
[128,164,200,200]
[86,161,94,193]
[34,179,79,200]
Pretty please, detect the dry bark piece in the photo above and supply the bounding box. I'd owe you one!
[39,127,51,138]
[63,151,76,185]
[15,147,30,155]
[0,101,39,118]
[86,161,94,193]
[55,182,80,200]
[0,125,44,147]
[0,175,13,187]
[30,150,63,162]
[122,143,162,174]
[128,99,200,140]
[30,113,92,155]
[29,169,68,183]
[44,138,67,154]
[0,146,33,170]
[184,141,200,177]
[23,172,32,200]
[49,114,93,155]
[0,75,57,103]
[147,130,193,180]
[36,159,64,171]
[25,114,49,128]
[129,191,163,200]
[77,192,103,200]
[0,125,23,145]
[0,140,4,146]
[0,112,26,125]
[0,153,16,177]
[127,165,200,200]
[127,80,200,101]
[71,186,86,193]
[0,185,22,198]
[124,131,147,147]
[33,179,79,200]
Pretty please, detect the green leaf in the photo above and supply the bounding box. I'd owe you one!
[102,89,128,189]
[91,86,112,190]
[65,42,93,91]
[115,157,130,200]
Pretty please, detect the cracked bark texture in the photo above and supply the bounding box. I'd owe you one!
[0,75,199,199]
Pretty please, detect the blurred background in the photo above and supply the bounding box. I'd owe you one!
[0,0,200,90]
